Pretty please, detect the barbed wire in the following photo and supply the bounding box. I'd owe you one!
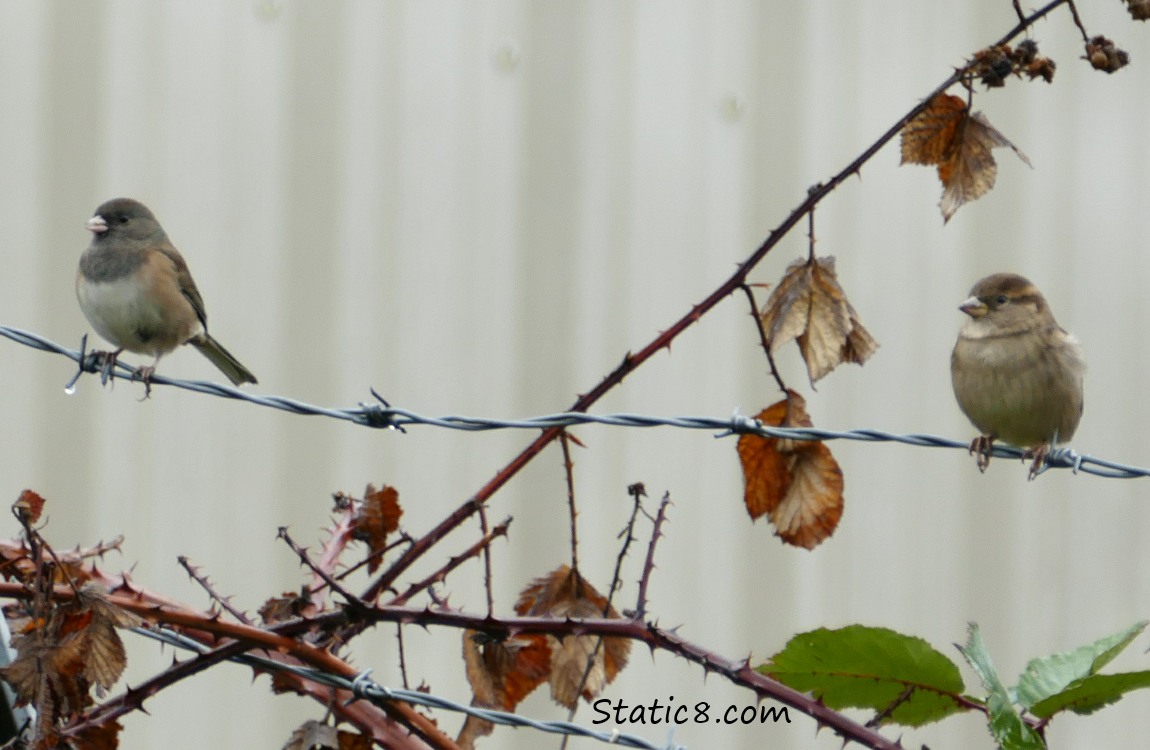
[4,324,1147,479]
[132,625,686,750]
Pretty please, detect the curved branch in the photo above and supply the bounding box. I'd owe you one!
[358,0,1072,602]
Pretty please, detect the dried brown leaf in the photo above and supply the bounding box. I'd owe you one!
[1,630,54,706]
[52,558,98,587]
[759,257,878,384]
[353,484,403,574]
[771,442,843,549]
[739,390,823,499]
[6,594,133,720]
[900,93,966,166]
[457,715,493,750]
[337,731,373,750]
[0,538,126,589]
[462,631,550,711]
[458,630,551,747]
[78,584,143,630]
[759,262,819,356]
[842,322,879,374]
[458,567,633,745]
[37,588,136,701]
[514,566,631,709]
[81,616,126,694]
[544,595,608,708]
[260,590,316,624]
[737,399,792,519]
[938,110,1030,221]
[269,670,305,696]
[14,489,46,524]
[900,93,1030,222]
[2,626,93,731]
[737,391,844,549]
[70,719,123,750]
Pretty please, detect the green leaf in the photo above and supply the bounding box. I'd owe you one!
[1029,671,1150,718]
[1016,621,1148,710]
[758,624,967,727]
[957,623,1045,750]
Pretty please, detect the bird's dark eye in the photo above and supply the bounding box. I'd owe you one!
[117,215,129,224]
[996,294,1008,305]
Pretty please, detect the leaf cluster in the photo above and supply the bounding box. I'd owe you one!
[759,622,1150,749]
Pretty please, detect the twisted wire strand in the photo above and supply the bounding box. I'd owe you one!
[5,324,1147,479]
[133,625,685,750]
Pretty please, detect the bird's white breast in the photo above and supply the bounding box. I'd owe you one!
[76,274,201,356]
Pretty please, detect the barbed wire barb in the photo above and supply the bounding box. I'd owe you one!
[4,324,1148,479]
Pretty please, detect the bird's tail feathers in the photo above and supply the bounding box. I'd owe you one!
[190,334,258,386]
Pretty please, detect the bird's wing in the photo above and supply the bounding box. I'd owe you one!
[155,242,210,332]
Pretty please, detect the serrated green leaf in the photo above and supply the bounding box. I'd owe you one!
[758,624,966,727]
[1016,621,1148,709]
[957,623,1044,750]
[1029,671,1150,719]
[1089,621,1149,672]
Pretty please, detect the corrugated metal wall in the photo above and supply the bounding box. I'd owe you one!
[2,2,1149,748]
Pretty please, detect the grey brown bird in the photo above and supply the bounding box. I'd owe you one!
[950,273,1084,478]
[76,198,258,390]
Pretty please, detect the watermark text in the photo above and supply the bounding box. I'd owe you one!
[591,696,790,726]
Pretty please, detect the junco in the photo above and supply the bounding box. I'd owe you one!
[76,198,258,389]
[950,273,1084,477]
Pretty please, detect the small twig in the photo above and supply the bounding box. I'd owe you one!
[309,495,360,595]
[477,507,495,617]
[1012,0,1026,23]
[609,484,646,612]
[76,587,455,748]
[561,483,648,745]
[740,284,788,394]
[319,603,903,750]
[63,620,446,749]
[1065,0,1090,42]
[334,534,413,582]
[277,527,365,610]
[385,518,512,607]
[806,203,816,262]
[0,578,912,750]
[12,508,43,595]
[635,492,671,620]
[68,536,126,561]
[396,625,410,690]
[327,0,1017,607]
[560,431,580,574]
[17,512,83,601]
[65,638,267,737]
[178,556,251,624]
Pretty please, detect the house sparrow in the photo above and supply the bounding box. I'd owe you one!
[76,198,258,391]
[950,273,1084,478]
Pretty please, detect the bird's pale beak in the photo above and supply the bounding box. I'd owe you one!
[959,296,988,318]
[86,215,108,234]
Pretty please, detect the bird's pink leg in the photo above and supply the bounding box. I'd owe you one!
[969,435,995,472]
[132,355,163,399]
[92,348,123,386]
[1023,442,1050,481]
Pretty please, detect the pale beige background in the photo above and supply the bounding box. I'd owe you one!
[1,2,1149,748]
